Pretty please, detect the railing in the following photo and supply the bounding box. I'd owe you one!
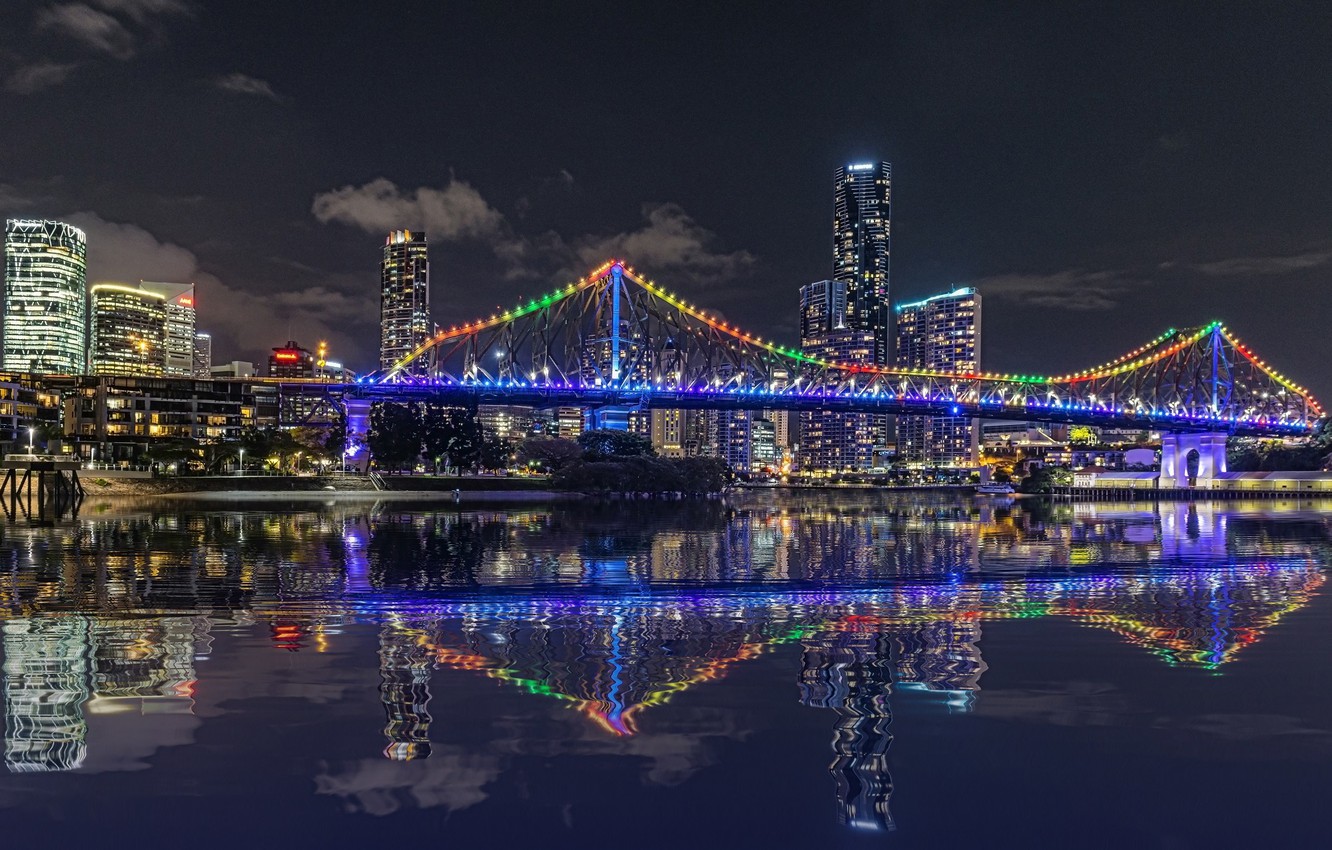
[368,472,386,491]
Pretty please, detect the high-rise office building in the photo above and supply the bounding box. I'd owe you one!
[380,230,430,373]
[89,283,168,377]
[192,332,212,377]
[798,278,883,473]
[895,288,982,466]
[140,282,196,377]
[833,162,892,365]
[3,219,88,374]
[269,340,316,379]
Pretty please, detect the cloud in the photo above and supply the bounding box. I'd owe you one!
[64,212,375,367]
[91,0,194,23]
[312,177,507,241]
[0,184,32,208]
[965,268,1139,310]
[212,72,281,102]
[37,3,138,59]
[4,60,80,94]
[572,203,756,285]
[311,177,758,294]
[1182,248,1332,277]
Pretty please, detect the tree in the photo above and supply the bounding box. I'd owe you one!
[577,429,654,460]
[421,402,483,472]
[1068,426,1098,446]
[478,431,510,471]
[515,436,583,472]
[368,402,423,472]
[144,437,200,472]
[1018,465,1072,494]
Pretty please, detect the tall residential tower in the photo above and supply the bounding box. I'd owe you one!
[3,219,88,374]
[380,230,430,373]
[895,288,982,466]
[833,162,892,365]
[798,278,882,473]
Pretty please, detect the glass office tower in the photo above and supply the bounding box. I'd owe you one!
[3,219,88,373]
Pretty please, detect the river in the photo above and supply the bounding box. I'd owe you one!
[0,492,1329,848]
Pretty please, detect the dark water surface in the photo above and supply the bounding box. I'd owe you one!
[1,492,1329,849]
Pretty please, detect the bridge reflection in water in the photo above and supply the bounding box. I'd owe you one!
[0,496,1328,832]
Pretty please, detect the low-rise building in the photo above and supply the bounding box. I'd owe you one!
[58,376,259,461]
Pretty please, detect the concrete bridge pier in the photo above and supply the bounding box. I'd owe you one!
[344,396,372,472]
[1159,432,1228,488]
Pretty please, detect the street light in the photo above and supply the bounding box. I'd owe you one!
[28,427,34,455]
[238,448,244,475]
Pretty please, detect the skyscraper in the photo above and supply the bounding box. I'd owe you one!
[798,278,882,473]
[895,288,982,466]
[380,230,430,373]
[89,283,168,376]
[192,332,212,377]
[833,162,892,365]
[3,219,88,374]
[140,282,196,377]
[799,279,848,342]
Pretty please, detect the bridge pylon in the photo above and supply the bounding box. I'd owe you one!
[1159,432,1228,488]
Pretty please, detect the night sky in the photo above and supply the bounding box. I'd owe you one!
[3,1,1330,400]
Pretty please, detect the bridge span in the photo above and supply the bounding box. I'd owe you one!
[262,259,1321,446]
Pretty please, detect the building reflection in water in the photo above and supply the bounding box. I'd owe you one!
[0,496,1328,832]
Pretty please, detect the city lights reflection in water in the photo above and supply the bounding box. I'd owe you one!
[0,494,1329,847]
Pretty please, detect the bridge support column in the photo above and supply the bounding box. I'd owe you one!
[344,396,372,473]
[1159,432,1228,488]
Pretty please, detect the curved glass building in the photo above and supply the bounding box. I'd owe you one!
[3,219,89,374]
[89,283,167,376]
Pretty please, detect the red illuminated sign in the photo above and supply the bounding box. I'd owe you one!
[274,352,299,362]
[178,296,193,307]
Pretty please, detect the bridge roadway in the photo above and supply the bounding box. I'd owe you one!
[261,378,1312,437]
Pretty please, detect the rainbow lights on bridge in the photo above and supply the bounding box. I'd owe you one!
[344,260,1321,437]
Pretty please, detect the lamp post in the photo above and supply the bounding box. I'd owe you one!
[28,427,34,455]
[238,448,244,475]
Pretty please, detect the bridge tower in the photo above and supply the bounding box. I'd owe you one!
[1159,432,1228,488]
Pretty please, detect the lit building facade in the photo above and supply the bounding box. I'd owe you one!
[799,279,848,343]
[57,375,260,458]
[833,162,892,365]
[192,332,212,377]
[3,219,88,374]
[895,288,982,466]
[140,282,196,376]
[89,283,168,377]
[751,417,778,473]
[268,340,316,379]
[650,408,687,458]
[0,372,62,442]
[799,277,883,472]
[380,230,430,373]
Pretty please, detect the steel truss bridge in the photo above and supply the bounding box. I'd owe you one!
[276,260,1322,437]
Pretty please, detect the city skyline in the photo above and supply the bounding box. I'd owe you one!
[1,4,1330,401]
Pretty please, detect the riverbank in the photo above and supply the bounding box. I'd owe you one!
[157,489,577,503]
[79,473,577,504]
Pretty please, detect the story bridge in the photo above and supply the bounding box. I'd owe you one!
[267,260,1322,472]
